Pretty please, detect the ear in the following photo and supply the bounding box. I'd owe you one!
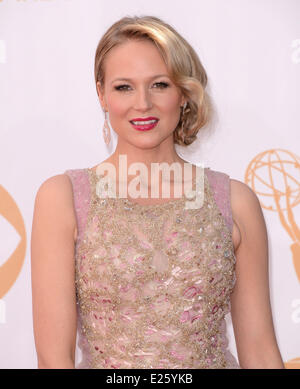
[96,81,107,111]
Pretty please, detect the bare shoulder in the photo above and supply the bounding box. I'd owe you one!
[35,173,74,212]
[34,173,77,243]
[229,178,264,252]
[36,173,72,194]
[230,178,262,215]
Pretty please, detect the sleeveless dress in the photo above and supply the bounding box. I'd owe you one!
[64,166,241,369]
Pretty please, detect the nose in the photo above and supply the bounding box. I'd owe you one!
[133,86,153,111]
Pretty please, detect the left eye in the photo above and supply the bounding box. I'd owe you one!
[154,82,169,88]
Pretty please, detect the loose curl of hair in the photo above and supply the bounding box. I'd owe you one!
[94,15,213,146]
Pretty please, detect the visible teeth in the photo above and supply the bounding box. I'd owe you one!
[132,119,157,125]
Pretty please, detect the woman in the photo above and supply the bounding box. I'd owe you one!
[31,15,285,369]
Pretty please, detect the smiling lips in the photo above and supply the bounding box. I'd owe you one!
[130,117,159,131]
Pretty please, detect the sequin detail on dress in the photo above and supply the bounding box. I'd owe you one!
[64,166,240,369]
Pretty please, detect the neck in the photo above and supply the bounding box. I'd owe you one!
[109,140,187,174]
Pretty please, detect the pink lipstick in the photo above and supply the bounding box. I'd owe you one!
[129,117,159,132]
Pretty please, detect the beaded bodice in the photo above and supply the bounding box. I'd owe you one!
[64,166,240,369]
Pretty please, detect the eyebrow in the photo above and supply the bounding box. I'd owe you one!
[111,74,170,84]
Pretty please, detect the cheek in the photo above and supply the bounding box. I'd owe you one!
[159,95,181,114]
[107,95,128,117]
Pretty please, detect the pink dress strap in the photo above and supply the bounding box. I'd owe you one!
[64,169,91,245]
[64,168,93,368]
[205,168,233,235]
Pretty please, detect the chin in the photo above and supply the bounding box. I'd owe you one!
[127,135,171,150]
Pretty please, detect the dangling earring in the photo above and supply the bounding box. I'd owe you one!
[102,110,111,145]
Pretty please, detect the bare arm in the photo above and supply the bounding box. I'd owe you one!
[229,178,285,369]
[31,174,77,368]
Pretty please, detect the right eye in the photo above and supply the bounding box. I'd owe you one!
[115,84,130,91]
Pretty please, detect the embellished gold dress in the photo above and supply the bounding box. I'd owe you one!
[64,166,240,369]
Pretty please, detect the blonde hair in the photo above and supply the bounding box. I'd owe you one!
[94,15,213,146]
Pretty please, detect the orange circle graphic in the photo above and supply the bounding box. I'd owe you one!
[284,357,300,369]
[0,185,26,298]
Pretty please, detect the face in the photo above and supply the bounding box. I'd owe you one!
[96,39,185,150]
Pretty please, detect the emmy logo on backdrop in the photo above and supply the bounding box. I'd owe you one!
[245,148,300,369]
[245,149,300,282]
